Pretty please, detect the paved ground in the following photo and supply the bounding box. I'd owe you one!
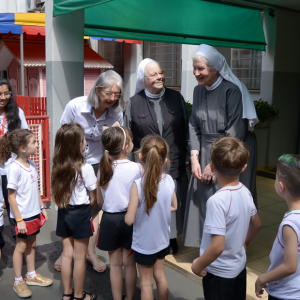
[0,208,204,300]
[164,176,282,300]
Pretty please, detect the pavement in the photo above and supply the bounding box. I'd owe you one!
[0,208,204,300]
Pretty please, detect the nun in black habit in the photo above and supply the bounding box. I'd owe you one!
[124,58,190,254]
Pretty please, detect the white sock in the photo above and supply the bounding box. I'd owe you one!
[27,270,36,279]
[15,276,23,285]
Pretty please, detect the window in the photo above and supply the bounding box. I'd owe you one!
[101,40,124,79]
[231,49,262,90]
[144,42,182,87]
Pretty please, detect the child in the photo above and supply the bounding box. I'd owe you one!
[52,123,97,300]
[0,129,52,297]
[0,176,4,281]
[125,135,177,300]
[191,136,262,300]
[97,125,141,300]
[255,154,300,300]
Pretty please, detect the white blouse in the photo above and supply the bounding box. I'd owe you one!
[60,96,123,165]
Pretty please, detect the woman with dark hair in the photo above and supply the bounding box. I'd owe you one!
[0,78,28,218]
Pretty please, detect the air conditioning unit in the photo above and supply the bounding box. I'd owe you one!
[26,0,45,12]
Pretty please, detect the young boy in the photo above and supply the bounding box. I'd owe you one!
[191,136,262,300]
[255,154,300,300]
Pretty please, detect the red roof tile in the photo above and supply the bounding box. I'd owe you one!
[2,40,113,69]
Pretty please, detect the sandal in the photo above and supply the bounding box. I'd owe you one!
[62,291,74,300]
[74,292,97,300]
[54,255,62,272]
[86,254,106,273]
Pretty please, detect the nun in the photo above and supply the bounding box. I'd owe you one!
[182,44,258,248]
[124,59,190,254]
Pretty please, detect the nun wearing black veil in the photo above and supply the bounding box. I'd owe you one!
[182,44,258,248]
[124,59,190,254]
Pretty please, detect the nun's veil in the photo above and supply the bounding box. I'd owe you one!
[135,58,156,95]
[195,44,258,131]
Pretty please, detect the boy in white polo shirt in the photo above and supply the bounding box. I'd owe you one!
[192,136,262,300]
[255,154,300,300]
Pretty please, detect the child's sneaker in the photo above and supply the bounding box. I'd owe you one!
[13,280,32,298]
[25,272,53,287]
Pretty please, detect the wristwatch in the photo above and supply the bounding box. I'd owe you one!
[190,153,199,157]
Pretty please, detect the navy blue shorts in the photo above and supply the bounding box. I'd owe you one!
[0,225,5,249]
[134,246,170,266]
[56,204,93,240]
[97,211,133,251]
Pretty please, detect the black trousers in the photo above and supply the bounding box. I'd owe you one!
[269,295,283,300]
[2,175,10,217]
[203,268,246,300]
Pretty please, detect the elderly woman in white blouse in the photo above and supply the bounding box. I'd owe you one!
[55,70,125,273]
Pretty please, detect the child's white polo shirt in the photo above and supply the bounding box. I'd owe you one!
[200,182,257,278]
[69,163,97,206]
[99,160,142,213]
[266,210,300,300]
[7,160,40,219]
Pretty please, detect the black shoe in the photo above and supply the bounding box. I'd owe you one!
[169,238,178,255]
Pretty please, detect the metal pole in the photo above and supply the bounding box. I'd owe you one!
[20,33,25,96]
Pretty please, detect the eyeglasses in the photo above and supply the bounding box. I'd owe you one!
[96,86,121,99]
[0,91,11,98]
[102,91,121,99]
[144,71,165,79]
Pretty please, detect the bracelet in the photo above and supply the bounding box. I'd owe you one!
[190,153,199,157]
[41,206,47,210]
[15,217,23,222]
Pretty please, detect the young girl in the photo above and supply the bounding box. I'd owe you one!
[125,135,177,300]
[0,129,52,298]
[97,125,142,300]
[51,123,97,300]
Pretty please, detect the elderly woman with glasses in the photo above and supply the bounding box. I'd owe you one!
[124,59,190,255]
[55,70,125,273]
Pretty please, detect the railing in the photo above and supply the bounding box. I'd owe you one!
[15,96,47,116]
[26,115,51,203]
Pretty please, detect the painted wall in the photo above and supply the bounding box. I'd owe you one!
[84,69,101,96]
[0,0,27,13]
[267,8,300,164]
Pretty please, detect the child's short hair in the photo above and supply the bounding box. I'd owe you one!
[210,136,249,177]
[277,154,300,198]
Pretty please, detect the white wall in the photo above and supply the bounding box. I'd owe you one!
[0,0,27,13]
[123,43,143,102]
[181,44,198,103]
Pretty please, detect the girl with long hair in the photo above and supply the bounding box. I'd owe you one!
[0,78,28,220]
[125,135,177,300]
[97,125,142,300]
[51,123,97,300]
[0,129,52,298]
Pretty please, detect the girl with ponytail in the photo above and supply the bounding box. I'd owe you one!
[125,135,177,300]
[96,124,142,300]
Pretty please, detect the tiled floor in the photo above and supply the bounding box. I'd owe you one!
[165,175,287,300]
